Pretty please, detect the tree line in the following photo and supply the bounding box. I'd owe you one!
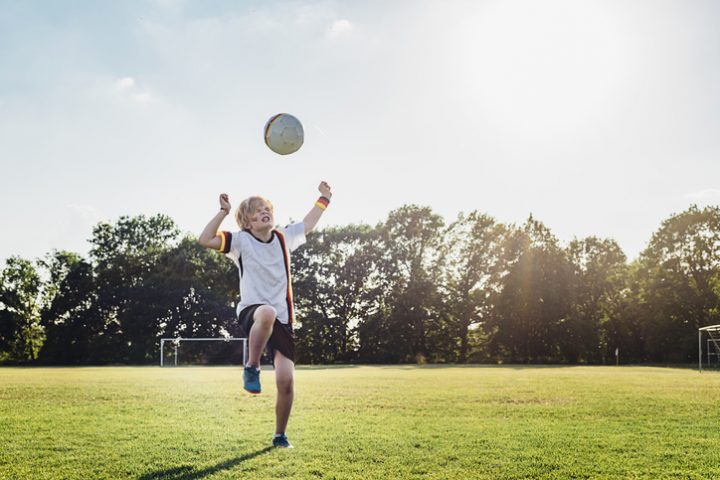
[1,204,719,365]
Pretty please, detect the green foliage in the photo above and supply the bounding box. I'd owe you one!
[293,224,378,364]
[88,214,182,363]
[635,205,720,361]
[566,237,628,363]
[3,204,720,365]
[441,211,507,362]
[489,217,575,363]
[0,257,45,363]
[1,215,238,365]
[147,236,238,340]
[356,206,445,363]
[37,251,96,364]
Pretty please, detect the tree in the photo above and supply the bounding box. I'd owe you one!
[293,224,379,364]
[37,251,97,364]
[635,205,720,361]
[441,211,507,362]
[566,237,628,363]
[148,237,237,339]
[357,206,445,363]
[489,217,574,363]
[0,257,45,363]
[87,214,181,363]
[603,261,647,363]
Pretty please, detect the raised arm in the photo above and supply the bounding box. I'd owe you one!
[198,193,231,250]
[303,181,332,235]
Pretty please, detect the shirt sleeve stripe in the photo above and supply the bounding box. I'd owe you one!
[218,231,232,253]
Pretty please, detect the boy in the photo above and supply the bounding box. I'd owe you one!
[197,181,332,449]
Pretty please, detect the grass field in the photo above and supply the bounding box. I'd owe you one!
[1,365,719,479]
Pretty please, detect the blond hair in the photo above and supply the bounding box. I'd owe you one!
[236,196,274,230]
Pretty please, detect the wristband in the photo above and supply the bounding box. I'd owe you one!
[315,196,330,210]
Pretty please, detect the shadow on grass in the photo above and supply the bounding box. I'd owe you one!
[370,364,709,371]
[296,364,360,370]
[138,446,274,480]
[373,364,572,370]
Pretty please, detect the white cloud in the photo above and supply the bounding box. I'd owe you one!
[131,92,152,103]
[112,77,154,103]
[327,19,352,38]
[686,189,720,199]
[114,77,136,91]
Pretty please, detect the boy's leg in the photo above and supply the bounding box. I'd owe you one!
[247,305,277,367]
[273,350,295,435]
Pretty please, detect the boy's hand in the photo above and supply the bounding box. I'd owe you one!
[318,181,332,199]
[219,193,231,213]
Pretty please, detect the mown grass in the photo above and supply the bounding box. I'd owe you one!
[1,365,719,479]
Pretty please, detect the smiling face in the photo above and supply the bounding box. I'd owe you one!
[236,196,274,233]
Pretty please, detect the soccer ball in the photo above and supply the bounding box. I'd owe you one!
[264,113,304,155]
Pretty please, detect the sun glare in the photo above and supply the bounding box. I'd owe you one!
[455,0,630,140]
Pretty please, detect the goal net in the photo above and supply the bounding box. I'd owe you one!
[160,337,247,367]
[698,325,720,372]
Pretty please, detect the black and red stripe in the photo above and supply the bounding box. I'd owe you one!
[218,231,232,254]
[273,229,295,327]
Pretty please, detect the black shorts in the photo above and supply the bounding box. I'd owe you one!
[238,304,295,364]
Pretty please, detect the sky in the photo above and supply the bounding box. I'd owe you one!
[1,0,719,264]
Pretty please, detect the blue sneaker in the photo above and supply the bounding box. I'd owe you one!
[243,365,261,394]
[272,434,293,449]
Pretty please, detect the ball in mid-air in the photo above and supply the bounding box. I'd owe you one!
[264,113,304,155]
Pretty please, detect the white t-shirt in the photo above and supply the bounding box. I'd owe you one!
[221,222,306,324]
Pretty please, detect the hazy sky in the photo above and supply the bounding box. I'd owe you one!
[1,0,719,264]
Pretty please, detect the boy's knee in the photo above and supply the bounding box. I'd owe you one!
[254,305,277,326]
[277,377,294,396]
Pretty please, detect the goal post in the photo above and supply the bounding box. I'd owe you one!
[160,337,247,367]
[698,325,720,372]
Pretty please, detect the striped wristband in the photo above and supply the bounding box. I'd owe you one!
[315,196,330,210]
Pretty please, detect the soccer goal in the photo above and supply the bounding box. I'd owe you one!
[160,337,247,367]
[698,325,720,372]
